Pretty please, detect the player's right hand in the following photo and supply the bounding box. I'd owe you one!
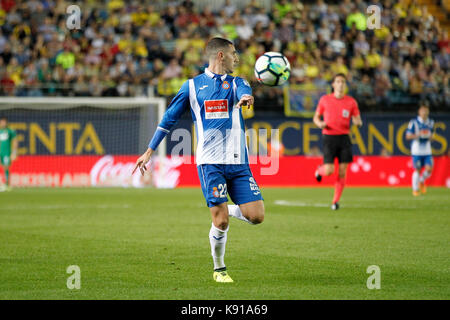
[132,149,153,176]
[319,121,327,129]
[236,95,254,109]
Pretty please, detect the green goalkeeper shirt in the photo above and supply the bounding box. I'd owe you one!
[0,127,16,155]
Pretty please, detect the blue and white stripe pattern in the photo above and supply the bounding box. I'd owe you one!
[406,116,435,156]
[149,68,252,165]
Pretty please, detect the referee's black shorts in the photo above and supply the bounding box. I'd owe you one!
[322,134,353,164]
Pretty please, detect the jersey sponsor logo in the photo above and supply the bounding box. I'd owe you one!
[249,177,260,195]
[419,129,431,137]
[222,81,230,90]
[204,99,229,119]
[342,109,350,118]
[0,132,9,141]
[199,85,208,90]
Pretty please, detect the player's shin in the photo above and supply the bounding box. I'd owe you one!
[228,205,254,224]
[209,223,229,270]
[5,169,9,186]
[412,171,420,191]
[332,176,345,204]
[420,170,431,182]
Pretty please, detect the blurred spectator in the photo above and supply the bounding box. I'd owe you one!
[374,72,392,106]
[355,74,376,109]
[161,58,182,80]
[329,31,346,55]
[0,70,15,95]
[436,46,449,71]
[224,0,237,18]
[353,32,370,55]
[236,18,253,41]
[346,6,367,31]
[274,0,293,19]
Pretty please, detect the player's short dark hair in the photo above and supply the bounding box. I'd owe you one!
[0,115,7,121]
[332,73,347,83]
[205,37,234,59]
[419,100,430,109]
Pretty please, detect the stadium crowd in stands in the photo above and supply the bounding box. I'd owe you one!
[0,0,449,112]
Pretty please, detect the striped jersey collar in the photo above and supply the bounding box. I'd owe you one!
[205,68,228,81]
[417,116,430,124]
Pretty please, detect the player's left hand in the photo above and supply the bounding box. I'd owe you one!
[132,149,153,176]
[11,153,17,162]
[236,95,254,109]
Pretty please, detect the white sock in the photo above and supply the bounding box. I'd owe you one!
[228,205,254,224]
[209,223,228,270]
[420,170,431,183]
[412,171,420,191]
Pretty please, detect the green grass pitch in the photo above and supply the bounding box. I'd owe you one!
[0,187,449,300]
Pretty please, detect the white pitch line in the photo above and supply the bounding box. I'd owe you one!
[273,200,420,209]
[274,200,329,207]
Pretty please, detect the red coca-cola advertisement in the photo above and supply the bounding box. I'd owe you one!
[1,155,449,188]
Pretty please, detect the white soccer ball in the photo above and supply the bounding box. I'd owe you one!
[254,52,291,86]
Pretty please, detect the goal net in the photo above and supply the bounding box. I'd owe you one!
[0,97,171,188]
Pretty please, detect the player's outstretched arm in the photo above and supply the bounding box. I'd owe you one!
[132,148,154,176]
[132,80,190,177]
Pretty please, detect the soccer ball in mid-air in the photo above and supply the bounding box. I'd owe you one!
[254,52,291,86]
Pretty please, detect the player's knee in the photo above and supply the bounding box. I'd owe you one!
[248,206,265,225]
[213,216,229,230]
[250,213,264,224]
[325,165,334,176]
[210,206,229,230]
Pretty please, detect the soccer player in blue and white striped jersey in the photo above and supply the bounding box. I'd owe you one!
[406,101,435,196]
[133,37,265,283]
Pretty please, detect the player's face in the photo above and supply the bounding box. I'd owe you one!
[418,106,429,119]
[0,119,6,128]
[222,45,239,74]
[332,76,346,94]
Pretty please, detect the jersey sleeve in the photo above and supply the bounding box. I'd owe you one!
[148,80,190,150]
[351,98,360,117]
[9,129,17,139]
[406,120,416,135]
[234,77,252,100]
[316,96,325,115]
